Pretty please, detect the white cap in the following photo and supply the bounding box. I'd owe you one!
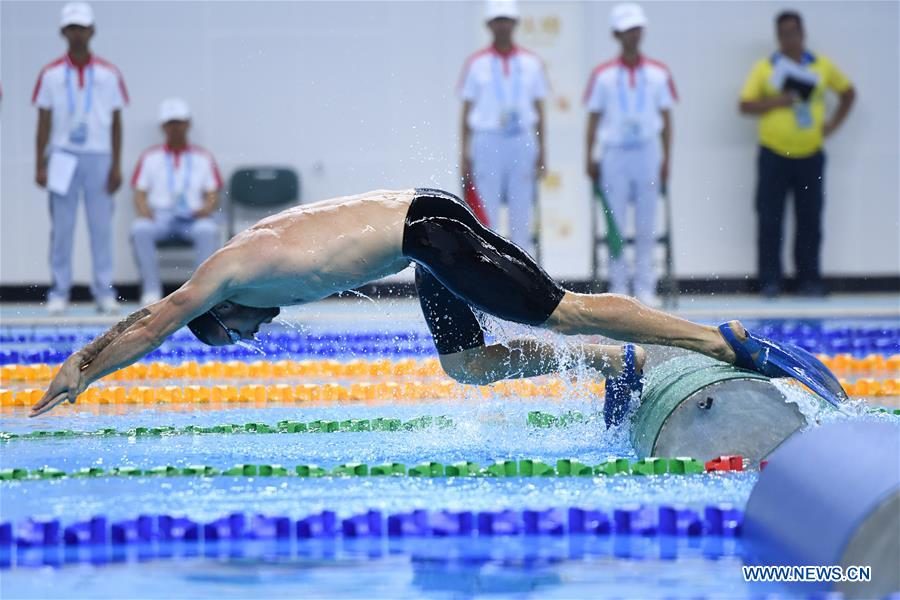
[158,97,191,124]
[610,3,647,32]
[485,0,519,22]
[60,2,94,28]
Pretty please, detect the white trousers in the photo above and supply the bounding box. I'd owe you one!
[131,212,220,297]
[470,130,538,254]
[599,141,662,297]
[48,152,116,302]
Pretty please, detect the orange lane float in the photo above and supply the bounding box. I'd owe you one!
[817,353,900,374]
[0,357,446,385]
[2,354,898,386]
[1,377,608,407]
[3,355,898,408]
[5,376,898,409]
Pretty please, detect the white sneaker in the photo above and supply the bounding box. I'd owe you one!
[47,297,68,315]
[96,296,121,315]
[140,291,162,306]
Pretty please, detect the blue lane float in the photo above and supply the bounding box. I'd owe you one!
[1,504,742,555]
[743,421,900,599]
[2,533,741,572]
[0,331,439,364]
[0,323,897,364]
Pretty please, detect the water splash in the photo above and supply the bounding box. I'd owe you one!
[275,317,307,335]
[465,309,626,448]
[235,340,266,356]
[773,379,889,429]
[341,289,377,304]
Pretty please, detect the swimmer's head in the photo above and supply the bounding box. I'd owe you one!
[187,301,280,346]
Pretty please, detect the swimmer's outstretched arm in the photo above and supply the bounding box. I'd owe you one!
[439,339,642,386]
[31,274,227,417]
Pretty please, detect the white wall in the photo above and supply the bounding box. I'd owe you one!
[2,0,897,286]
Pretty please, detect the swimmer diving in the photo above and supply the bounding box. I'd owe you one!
[31,188,848,419]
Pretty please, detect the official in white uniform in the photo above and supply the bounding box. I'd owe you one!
[130,98,223,305]
[459,0,548,255]
[33,2,128,314]
[584,3,676,305]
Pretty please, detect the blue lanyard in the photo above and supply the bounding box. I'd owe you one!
[490,54,522,110]
[617,65,646,115]
[772,51,814,67]
[165,151,193,200]
[64,64,94,115]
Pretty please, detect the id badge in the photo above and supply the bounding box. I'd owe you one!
[501,110,523,136]
[622,119,642,145]
[794,103,813,129]
[69,120,88,145]
[174,195,193,219]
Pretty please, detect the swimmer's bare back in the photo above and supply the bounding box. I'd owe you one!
[29,189,419,417]
[204,189,417,308]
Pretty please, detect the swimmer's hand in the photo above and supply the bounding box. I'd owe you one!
[30,353,86,417]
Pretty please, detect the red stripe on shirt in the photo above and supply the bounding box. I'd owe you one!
[118,76,130,104]
[31,56,66,104]
[190,145,225,190]
[667,76,679,102]
[582,59,618,104]
[63,54,95,87]
[644,57,679,101]
[457,48,493,92]
[515,47,552,94]
[493,45,518,76]
[94,56,130,104]
[210,157,223,190]
[131,144,164,188]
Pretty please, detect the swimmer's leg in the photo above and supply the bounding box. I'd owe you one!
[403,189,733,364]
[441,337,645,386]
[544,292,733,362]
[406,189,842,403]
[414,264,642,385]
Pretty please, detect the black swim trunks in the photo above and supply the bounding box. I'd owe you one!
[402,188,566,355]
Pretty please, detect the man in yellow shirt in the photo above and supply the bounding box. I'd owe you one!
[739,11,855,297]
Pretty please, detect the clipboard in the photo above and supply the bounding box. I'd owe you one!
[47,151,78,195]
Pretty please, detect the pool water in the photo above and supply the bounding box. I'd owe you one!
[1,316,898,598]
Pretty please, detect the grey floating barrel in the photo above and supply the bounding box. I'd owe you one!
[631,355,822,462]
[743,421,900,598]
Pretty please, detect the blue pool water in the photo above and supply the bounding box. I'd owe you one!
[1,316,898,598]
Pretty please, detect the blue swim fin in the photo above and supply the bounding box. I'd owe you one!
[718,322,848,407]
[604,344,644,427]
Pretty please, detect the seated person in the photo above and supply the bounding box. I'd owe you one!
[130,97,223,305]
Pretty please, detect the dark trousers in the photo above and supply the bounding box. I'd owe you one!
[756,146,826,287]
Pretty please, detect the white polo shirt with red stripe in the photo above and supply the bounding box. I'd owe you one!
[459,46,548,132]
[584,56,676,147]
[32,54,129,154]
[131,145,223,213]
